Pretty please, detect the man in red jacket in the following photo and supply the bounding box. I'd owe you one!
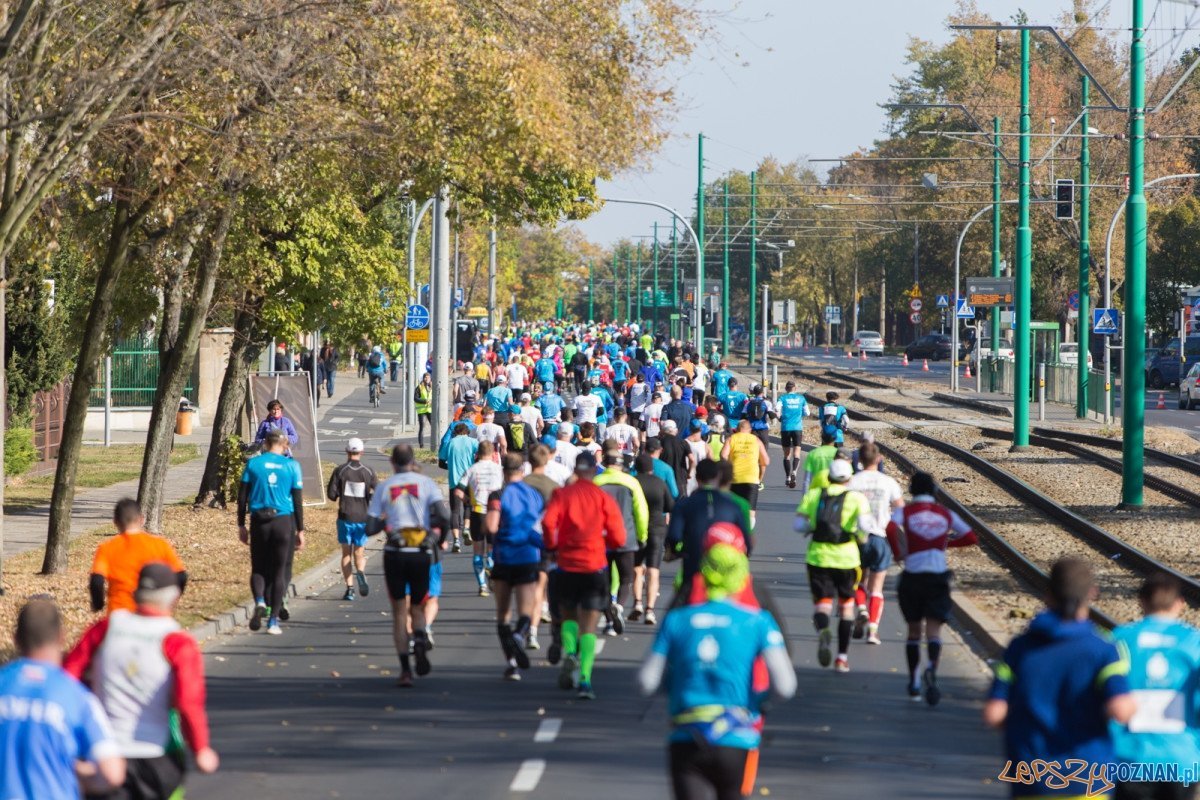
[542,450,626,700]
[66,563,219,799]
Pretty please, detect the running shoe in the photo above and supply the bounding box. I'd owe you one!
[356,571,370,597]
[249,602,267,632]
[343,588,356,601]
[607,602,626,635]
[908,681,922,701]
[923,667,940,707]
[478,585,490,598]
[787,475,796,489]
[526,634,540,651]
[548,639,562,665]
[852,607,868,639]
[413,632,432,676]
[396,672,414,688]
[577,681,596,701]
[758,481,764,491]
[540,605,552,624]
[558,654,579,690]
[279,604,290,622]
[463,531,473,546]
[643,609,658,626]
[603,620,617,637]
[866,626,881,645]
[817,628,833,668]
[834,655,850,673]
[425,627,435,650]
[628,602,644,622]
[452,540,462,554]
[509,629,532,670]
[266,620,282,636]
[504,666,522,682]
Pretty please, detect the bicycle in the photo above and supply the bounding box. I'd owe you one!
[368,374,382,407]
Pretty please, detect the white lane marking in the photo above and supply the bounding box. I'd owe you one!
[533,718,562,743]
[509,759,547,792]
[329,416,353,424]
[368,418,393,426]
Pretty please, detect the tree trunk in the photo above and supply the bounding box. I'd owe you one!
[138,204,233,531]
[43,194,139,573]
[194,296,265,507]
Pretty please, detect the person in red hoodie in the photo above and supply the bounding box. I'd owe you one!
[66,563,218,799]
[541,450,626,700]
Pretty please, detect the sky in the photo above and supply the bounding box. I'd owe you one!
[571,0,1146,246]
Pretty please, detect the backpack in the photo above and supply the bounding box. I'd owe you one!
[811,491,851,545]
[821,403,845,434]
[746,398,767,423]
[507,421,526,453]
[368,351,383,369]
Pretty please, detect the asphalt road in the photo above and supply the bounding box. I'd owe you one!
[186,377,1007,800]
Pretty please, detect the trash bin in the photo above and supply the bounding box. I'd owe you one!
[175,399,195,436]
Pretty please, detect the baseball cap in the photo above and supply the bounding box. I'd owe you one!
[136,562,178,592]
[520,392,531,402]
[574,450,598,472]
[661,419,678,434]
[496,373,508,382]
[704,522,748,554]
[464,390,477,400]
[828,459,853,482]
[346,437,364,453]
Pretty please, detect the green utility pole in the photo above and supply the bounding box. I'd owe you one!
[990,116,1002,393]
[671,218,679,340]
[1077,75,1091,420]
[1122,0,1147,506]
[722,180,730,356]
[653,222,660,333]
[1012,28,1032,450]
[625,256,632,321]
[748,170,758,363]
[611,254,618,320]
[696,133,705,348]
[636,242,644,325]
[588,259,594,322]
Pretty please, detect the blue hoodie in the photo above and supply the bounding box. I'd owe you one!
[990,611,1131,797]
[491,481,545,565]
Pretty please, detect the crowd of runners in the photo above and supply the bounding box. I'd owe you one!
[4,317,1200,799]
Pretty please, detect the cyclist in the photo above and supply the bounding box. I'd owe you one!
[794,458,876,673]
[638,540,796,800]
[89,498,186,615]
[885,471,974,703]
[457,441,505,597]
[846,441,902,645]
[777,381,809,489]
[542,450,627,700]
[367,445,451,687]
[819,391,849,446]
[594,440,649,637]
[366,346,387,402]
[326,437,377,601]
[238,429,305,635]
[721,419,769,526]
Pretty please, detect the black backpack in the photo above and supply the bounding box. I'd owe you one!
[368,351,382,369]
[811,491,851,545]
[746,398,767,423]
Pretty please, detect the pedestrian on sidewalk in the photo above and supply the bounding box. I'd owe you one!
[253,400,299,452]
[66,563,220,799]
[327,437,378,601]
[90,498,187,615]
[319,342,339,398]
[414,372,433,449]
[388,336,403,382]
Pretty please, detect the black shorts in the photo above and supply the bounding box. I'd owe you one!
[555,569,610,612]
[807,564,859,603]
[383,550,433,603]
[469,511,490,543]
[450,492,465,530]
[93,751,186,800]
[731,482,759,509]
[897,571,953,623]
[636,531,666,569]
[780,430,802,448]
[669,741,755,800]
[491,562,540,586]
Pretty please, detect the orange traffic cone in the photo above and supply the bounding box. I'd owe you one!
[922,359,930,372]
[1157,392,1167,410]
[964,362,972,379]
[902,352,909,367]
[860,350,867,362]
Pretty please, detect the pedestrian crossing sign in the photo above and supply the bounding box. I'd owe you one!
[956,298,975,319]
[1093,308,1118,336]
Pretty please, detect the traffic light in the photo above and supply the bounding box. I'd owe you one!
[1055,179,1074,220]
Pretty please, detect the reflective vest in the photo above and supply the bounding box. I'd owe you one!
[415,383,432,414]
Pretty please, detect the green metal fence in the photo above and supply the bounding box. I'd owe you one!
[995,358,1107,419]
[89,338,196,408]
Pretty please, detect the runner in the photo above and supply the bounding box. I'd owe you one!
[238,430,305,635]
[684,420,709,494]
[89,498,186,615]
[819,391,849,446]
[475,407,508,455]
[741,384,774,454]
[631,452,674,626]
[541,451,627,700]
[457,441,505,597]
[0,600,125,798]
[604,406,640,466]
[486,453,546,681]
[793,459,875,673]
[776,381,809,489]
[445,423,479,552]
[801,431,840,493]
[723,378,747,425]
[367,445,451,687]
[326,438,377,601]
[639,540,796,800]
[642,437,680,499]
[666,458,752,595]
[721,419,769,526]
[642,390,666,442]
[985,557,1135,797]
[593,440,649,637]
[538,382,566,426]
[574,381,602,428]
[711,361,733,401]
[627,373,652,431]
[846,441,903,644]
[552,424,580,471]
[65,563,220,799]
[523,444,562,653]
[884,471,975,703]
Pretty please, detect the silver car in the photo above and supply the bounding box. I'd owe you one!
[852,330,884,357]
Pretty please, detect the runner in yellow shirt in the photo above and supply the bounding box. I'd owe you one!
[721,419,769,527]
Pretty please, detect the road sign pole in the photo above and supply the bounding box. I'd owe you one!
[748,170,758,363]
[722,180,730,356]
[1078,75,1091,419]
[432,186,452,443]
[1013,28,1032,450]
[653,222,660,333]
[696,132,705,350]
[626,256,631,321]
[588,259,594,322]
[1122,0,1147,507]
[671,218,679,340]
[636,242,643,325]
[991,116,1003,392]
[611,253,618,320]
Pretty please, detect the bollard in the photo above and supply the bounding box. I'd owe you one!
[1038,362,1046,422]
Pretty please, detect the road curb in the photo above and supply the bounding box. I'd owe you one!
[950,589,1009,662]
[188,537,385,645]
[931,391,1013,418]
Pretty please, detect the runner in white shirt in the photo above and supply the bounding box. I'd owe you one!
[684,420,709,493]
[457,441,505,596]
[517,392,544,438]
[506,359,527,392]
[603,407,640,466]
[573,382,601,424]
[543,458,572,486]
[627,373,652,427]
[552,426,579,471]
[846,440,904,644]
[475,408,508,455]
[692,361,709,403]
[641,392,665,441]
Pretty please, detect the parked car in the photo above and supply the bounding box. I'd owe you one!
[977,339,1015,360]
[851,330,884,356]
[1180,362,1200,409]
[1146,335,1200,389]
[905,334,954,361]
[1056,343,1093,369]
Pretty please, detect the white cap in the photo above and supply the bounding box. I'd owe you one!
[346,437,365,453]
[828,459,853,482]
[496,373,508,382]
[661,419,678,434]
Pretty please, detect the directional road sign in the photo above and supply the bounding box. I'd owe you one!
[1093,308,1119,335]
[1068,290,1080,311]
[909,298,923,312]
[453,288,464,309]
[956,298,975,319]
[824,305,842,325]
[936,294,950,308]
[405,303,430,330]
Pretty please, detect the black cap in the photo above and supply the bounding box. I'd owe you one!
[137,562,178,592]
[574,450,598,472]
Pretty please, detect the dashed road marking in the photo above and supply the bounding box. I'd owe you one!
[533,718,562,743]
[509,759,546,792]
[368,418,393,426]
[329,417,353,424]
